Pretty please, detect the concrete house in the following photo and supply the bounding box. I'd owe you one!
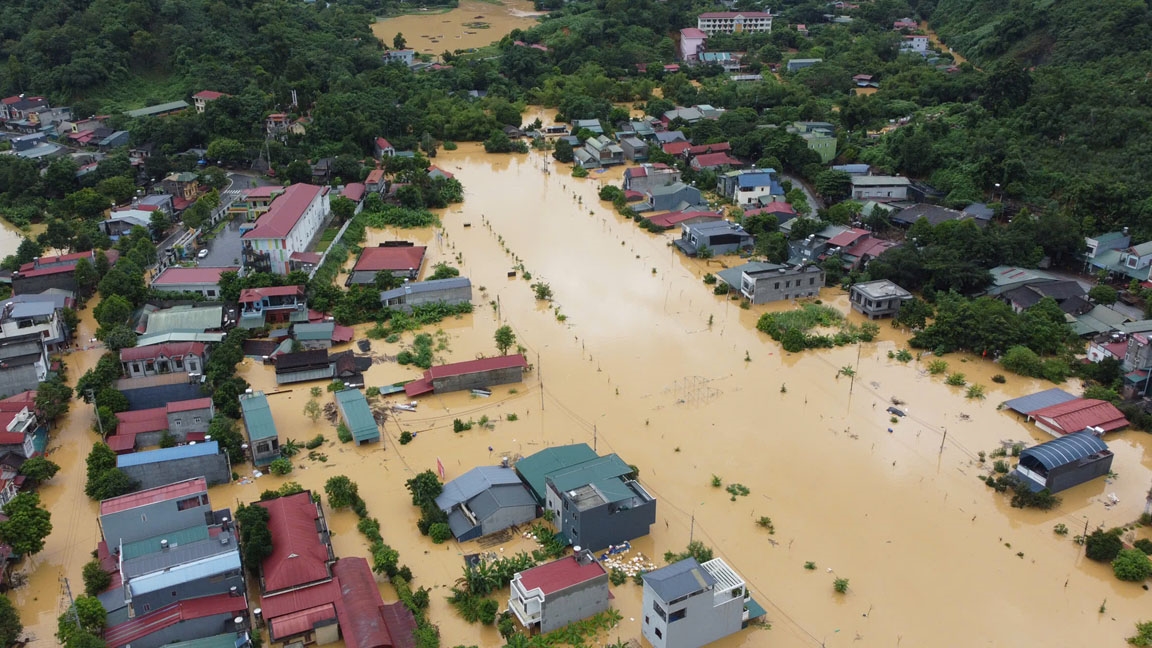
[718,263,824,303]
[849,279,912,319]
[241,184,330,275]
[117,442,231,490]
[98,478,216,549]
[900,34,929,53]
[0,394,44,460]
[102,594,250,648]
[623,164,681,194]
[12,249,119,295]
[581,135,625,167]
[434,465,538,542]
[571,119,603,135]
[0,297,69,352]
[112,397,215,449]
[697,11,773,34]
[333,389,380,446]
[509,550,610,634]
[347,244,427,285]
[100,209,152,239]
[689,152,743,171]
[0,335,50,398]
[1027,398,1128,437]
[1084,231,1131,263]
[638,182,706,213]
[1014,432,1114,493]
[717,170,783,205]
[274,350,335,385]
[547,455,655,551]
[121,342,207,378]
[674,221,754,257]
[515,443,599,506]
[379,277,473,312]
[191,91,226,113]
[679,27,708,62]
[646,210,724,230]
[151,267,238,299]
[374,137,396,159]
[292,322,336,350]
[619,136,649,161]
[790,121,836,163]
[404,354,529,397]
[850,175,910,200]
[642,557,765,648]
[239,392,280,466]
[238,285,307,328]
[138,305,225,340]
[383,49,416,66]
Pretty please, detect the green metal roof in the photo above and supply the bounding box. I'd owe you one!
[293,322,335,341]
[163,633,247,648]
[547,455,631,493]
[745,597,767,621]
[589,477,635,504]
[334,389,379,443]
[240,392,278,441]
[514,443,597,502]
[120,525,209,560]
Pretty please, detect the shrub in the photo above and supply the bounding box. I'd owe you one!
[1113,549,1152,582]
[305,434,325,449]
[927,359,948,374]
[478,598,499,625]
[506,413,518,421]
[325,475,360,509]
[158,431,176,448]
[991,374,1006,383]
[992,460,1009,474]
[944,372,966,386]
[703,273,717,285]
[756,517,775,534]
[399,431,413,445]
[453,418,473,433]
[337,422,353,443]
[429,523,452,544]
[804,561,817,570]
[1135,539,1152,555]
[894,349,913,363]
[833,578,849,593]
[966,384,986,400]
[268,458,293,475]
[1086,528,1125,562]
[711,474,722,487]
[1053,523,1069,536]
[609,568,628,586]
[82,560,111,597]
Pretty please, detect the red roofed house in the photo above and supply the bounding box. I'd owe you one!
[680,27,708,62]
[266,113,291,136]
[103,592,249,648]
[685,142,732,158]
[238,285,307,328]
[375,137,396,159]
[509,549,610,634]
[428,165,454,180]
[121,342,207,378]
[191,90,227,113]
[111,397,214,449]
[241,183,330,274]
[645,210,724,230]
[0,392,43,461]
[841,234,898,271]
[150,266,238,298]
[347,244,426,286]
[12,249,120,295]
[662,140,693,156]
[405,354,529,397]
[690,152,744,171]
[341,183,367,214]
[366,169,387,194]
[257,492,417,648]
[1027,398,1129,437]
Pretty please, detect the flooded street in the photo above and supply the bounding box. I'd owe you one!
[14,142,1152,647]
[371,0,545,55]
[0,220,44,259]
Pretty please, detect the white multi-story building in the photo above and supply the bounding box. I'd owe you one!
[697,11,772,35]
[241,183,330,275]
[900,34,929,53]
[642,557,765,648]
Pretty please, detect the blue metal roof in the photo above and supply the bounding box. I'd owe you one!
[379,277,471,301]
[117,441,219,468]
[435,465,525,511]
[737,172,776,188]
[1002,388,1077,416]
[1019,432,1109,470]
[644,558,716,602]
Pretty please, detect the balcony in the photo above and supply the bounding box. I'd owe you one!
[507,593,541,627]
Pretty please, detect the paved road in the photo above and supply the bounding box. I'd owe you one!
[781,172,824,213]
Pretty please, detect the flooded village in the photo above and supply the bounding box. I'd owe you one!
[1,4,1151,648]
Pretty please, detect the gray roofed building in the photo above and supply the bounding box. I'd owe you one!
[436,465,537,542]
[642,557,763,648]
[645,558,715,602]
[1073,305,1133,337]
[985,265,1059,296]
[786,58,823,72]
[891,203,970,226]
[0,335,48,397]
[544,454,656,551]
[636,182,706,213]
[125,101,190,119]
[142,305,224,335]
[654,131,687,144]
[849,279,912,319]
[1014,431,1114,493]
[674,221,754,257]
[379,277,472,312]
[1002,280,1091,315]
[1002,388,1078,417]
[962,202,995,223]
[292,322,335,349]
[571,119,603,134]
[515,443,598,504]
[716,262,783,291]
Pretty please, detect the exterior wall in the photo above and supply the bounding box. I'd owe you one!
[123,353,204,378]
[168,406,214,434]
[297,338,332,351]
[131,570,244,615]
[697,15,772,34]
[432,366,524,394]
[382,285,473,312]
[559,493,656,552]
[642,582,744,648]
[481,503,538,537]
[849,289,907,319]
[851,183,909,200]
[250,437,280,466]
[12,271,76,295]
[248,191,330,275]
[734,184,776,205]
[1125,336,1152,370]
[743,269,824,303]
[119,612,242,648]
[701,234,752,256]
[627,173,681,194]
[0,364,43,398]
[100,495,211,546]
[621,140,648,161]
[803,134,836,163]
[541,576,610,633]
[121,454,231,490]
[680,35,706,62]
[1046,453,1114,493]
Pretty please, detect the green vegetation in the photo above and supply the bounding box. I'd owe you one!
[397,333,435,369]
[84,443,136,501]
[0,597,20,648]
[325,475,361,509]
[0,492,52,557]
[19,456,60,483]
[756,304,879,352]
[664,541,713,565]
[1086,528,1126,563]
[1113,549,1152,582]
[833,578,850,594]
[494,325,517,355]
[82,560,112,597]
[268,457,293,476]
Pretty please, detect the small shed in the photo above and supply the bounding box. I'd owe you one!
[292,322,336,350]
[239,392,280,466]
[1014,432,1114,493]
[333,389,380,446]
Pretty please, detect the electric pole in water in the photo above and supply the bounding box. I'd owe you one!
[62,575,80,628]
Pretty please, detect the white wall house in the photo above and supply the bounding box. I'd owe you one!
[697,12,773,34]
[241,184,330,275]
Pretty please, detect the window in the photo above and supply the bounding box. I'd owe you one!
[143,604,150,612]
[206,290,216,297]
[653,601,666,620]
[256,441,271,453]
[669,609,686,622]
[174,357,184,370]
[773,282,779,290]
[174,419,182,426]
[141,514,147,522]
[193,416,202,424]
[645,616,650,625]
[132,363,141,373]
[176,496,200,511]
[655,628,663,639]
[810,278,815,285]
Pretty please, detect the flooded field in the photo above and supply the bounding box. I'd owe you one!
[371,0,545,55]
[14,143,1152,647]
[0,220,44,259]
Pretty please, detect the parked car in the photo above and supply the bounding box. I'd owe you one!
[197,248,209,259]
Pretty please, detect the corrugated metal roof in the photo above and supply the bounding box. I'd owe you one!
[100,477,207,515]
[144,305,224,335]
[117,441,219,468]
[1031,398,1129,435]
[515,444,597,502]
[379,277,472,301]
[128,551,241,595]
[152,267,237,286]
[644,558,715,602]
[120,524,210,560]
[516,554,607,596]
[333,557,394,648]
[547,455,631,493]
[1019,431,1109,470]
[1002,388,1078,416]
[123,533,236,579]
[161,633,247,648]
[435,465,525,510]
[426,354,527,379]
[257,492,331,593]
[334,389,378,443]
[294,322,335,341]
[240,393,278,441]
[242,184,326,240]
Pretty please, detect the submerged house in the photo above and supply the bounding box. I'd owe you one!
[508,550,610,634]
[1026,398,1128,437]
[347,245,427,285]
[239,392,279,466]
[117,442,231,490]
[849,279,912,319]
[333,389,380,446]
[642,557,765,648]
[379,277,472,312]
[434,465,537,542]
[719,263,824,304]
[121,342,207,378]
[404,354,528,397]
[274,350,334,385]
[1013,432,1114,493]
[545,454,656,552]
[238,285,307,328]
[674,221,754,257]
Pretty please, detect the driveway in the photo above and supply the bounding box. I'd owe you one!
[781,172,825,212]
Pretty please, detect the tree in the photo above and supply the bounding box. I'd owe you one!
[494,325,516,355]
[330,196,356,223]
[1113,548,1152,582]
[1089,285,1119,305]
[893,297,933,330]
[394,32,407,49]
[96,177,135,205]
[149,211,172,240]
[429,263,460,280]
[206,138,246,165]
[553,138,574,163]
[304,399,322,422]
[405,470,442,507]
[0,492,53,556]
[814,170,852,201]
[325,475,360,509]
[285,160,312,184]
[82,559,112,597]
[93,294,132,330]
[268,457,293,475]
[20,457,60,482]
[35,378,74,424]
[1086,528,1124,562]
[74,257,99,296]
[0,596,21,648]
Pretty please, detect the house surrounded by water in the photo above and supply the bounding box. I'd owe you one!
[1013,431,1114,493]
[641,557,766,648]
[508,549,610,634]
[849,279,912,319]
[239,392,280,466]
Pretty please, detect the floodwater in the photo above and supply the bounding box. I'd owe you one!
[921,21,974,68]
[15,142,1152,647]
[371,0,545,55]
[0,220,44,259]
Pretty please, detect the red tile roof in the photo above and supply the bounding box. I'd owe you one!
[100,477,207,515]
[646,211,723,229]
[333,557,395,648]
[243,184,327,240]
[687,142,731,156]
[103,592,248,648]
[428,165,454,179]
[691,152,742,169]
[0,391,36,433]
[16,250,119,279]
[242,185,285,200]
[192,91,226,100]
[516,555,607,596]
[269,603,338,641]
[680,27,708,38]
[167,397,213,413]
[428,354,528,380]
[115,407,168,436]
[662,141,692,156]
[332,325,354,343]
[341,183,366,202]
[260,580,338,619]
[239,285,306,303]
[403,377,434,397]
[106,434,136,453]
[354,246,427,273]
[826,228,869,247]
[257,492,331,593]
[366,169,385,185]
[120,341,206,362]
[376,137,393,150]
[1030,398,1129,435]
[152,266,238,286]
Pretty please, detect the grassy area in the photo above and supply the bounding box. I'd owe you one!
[84,72,191,113]
[315,226,340,252]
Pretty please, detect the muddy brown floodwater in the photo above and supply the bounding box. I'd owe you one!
[371,0,545,55]
[16,140,1152,647]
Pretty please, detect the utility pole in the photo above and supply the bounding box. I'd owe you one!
[939,427,947,453]
[62,575,80,629]
[689,511,695,545]
[85,389,105,439]
[593,425,597,452]
[538,351,544,413]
